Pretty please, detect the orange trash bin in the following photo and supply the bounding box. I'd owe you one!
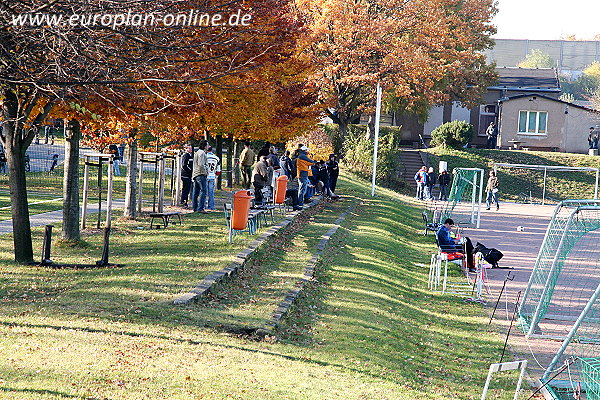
[275,175,288,204]
[232,190,253,230]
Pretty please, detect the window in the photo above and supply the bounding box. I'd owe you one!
[518,111,547,135]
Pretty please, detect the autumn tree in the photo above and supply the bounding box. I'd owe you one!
[296,0,497,138]
[1,0,308,263]
[518,49,556,68]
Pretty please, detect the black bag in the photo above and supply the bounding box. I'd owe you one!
[474,242,504,268]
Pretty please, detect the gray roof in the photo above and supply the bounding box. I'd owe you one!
[489,67,560,92]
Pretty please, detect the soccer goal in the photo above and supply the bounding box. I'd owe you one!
[518,200,600,399]
[494,163,599,205]
[441,167,484,228]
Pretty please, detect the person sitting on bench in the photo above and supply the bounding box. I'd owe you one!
[436,218,476,272]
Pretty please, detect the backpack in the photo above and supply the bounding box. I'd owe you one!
[474,242,504,268]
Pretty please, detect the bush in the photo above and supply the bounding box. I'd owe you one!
[430,121,473,149]
[341,124,404,189]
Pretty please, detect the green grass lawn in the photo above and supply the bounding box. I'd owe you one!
[426,147,600,203]
[0,174,528,399]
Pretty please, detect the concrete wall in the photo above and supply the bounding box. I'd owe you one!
[499,97,599,153]
[485,39,600,72]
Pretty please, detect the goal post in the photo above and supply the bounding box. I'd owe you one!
[441,167,484,229]
[494,163,599,205]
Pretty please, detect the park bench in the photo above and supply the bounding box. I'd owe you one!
[149,211,182,229]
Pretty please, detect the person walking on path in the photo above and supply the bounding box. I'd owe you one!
[486,121,498,149]
[589,127,599,149]
[326,154,339,195]
[206,146,221,211]
[485,170,499,210]
[239,141,255,189]
[180,144,194,207]
[414,166,428,200]
[108,144,121,176]
[191,140,209,214]
[296,145,315,207]
[438,169,451,201]
[425,167,436,200]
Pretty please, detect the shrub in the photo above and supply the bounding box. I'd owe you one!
[430,121,473,149]
[341,124,404,189]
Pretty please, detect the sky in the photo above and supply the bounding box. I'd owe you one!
[493,0,600,40]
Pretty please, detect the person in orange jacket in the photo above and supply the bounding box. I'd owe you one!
[296,145,314,206]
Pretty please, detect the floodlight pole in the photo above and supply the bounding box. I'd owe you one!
[371,82,382,197]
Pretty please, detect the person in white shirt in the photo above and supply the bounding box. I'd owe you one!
[205,146,221,211]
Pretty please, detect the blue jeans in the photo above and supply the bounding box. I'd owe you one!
[486,190,499,209]
[207,179,215,210]
[192,175,208,212]
[298,174,309,206]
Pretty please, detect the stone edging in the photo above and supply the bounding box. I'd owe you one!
[258,202,357,336]
[173,199,320,305]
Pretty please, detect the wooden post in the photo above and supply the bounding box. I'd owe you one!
[158,153,165,213]
[175,150,182,205]
[137,157,144,215]
[106,155,114,228]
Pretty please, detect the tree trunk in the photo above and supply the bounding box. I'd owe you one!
[216,134,223,190]
[443,102,453,123]
[124,137,139,219]
[61,119,81,241]
[233,140,240,185]
[2,89,33,263]
[366,113,376,140]
[226,136,233,188]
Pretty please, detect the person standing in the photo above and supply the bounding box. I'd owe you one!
[296,145,314,207]
[485,170,499,211]
[257,142,271,160]
[486,121,498,149]
[326,154,339,194]
[426,167,436,200]
[438,169,451,201]
[280,150,293,177]
[191,140,209,214]
[414,166,428,200]
[589,127,599,149]
[108,143,121,176]
[239,141,255,189]
[206,145,221,211]
[180,144,194,207]
[252,155,271,205]
[268,146,280,169]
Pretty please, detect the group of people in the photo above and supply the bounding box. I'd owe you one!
[179,141,221,213]
[414,166,451,201]
[415,166,500,211]
[180,140,339,213]
[240,141,340,211]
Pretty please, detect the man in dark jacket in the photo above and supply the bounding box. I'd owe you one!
[180,144,194,207]
[438,169,451,201]
[326,154,339,194]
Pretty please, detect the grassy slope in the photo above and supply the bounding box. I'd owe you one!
[426,147,600,202]
[0,175,521,399]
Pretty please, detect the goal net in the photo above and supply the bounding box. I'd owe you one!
[494,163,599,205]
[441,168,484,228]
[518,200,600,399]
